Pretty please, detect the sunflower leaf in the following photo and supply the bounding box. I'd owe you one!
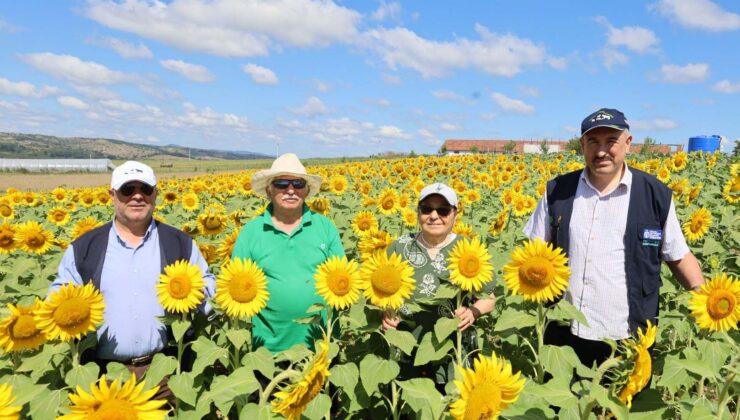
[359,354,399,396]
[240,403,276,419]
[191,336,230,376]
[548,299,590,327]
[330,362,359,394]
[225,328,251,349]
[656,354,692,394]
[493,308,536,332]
[414,331,453,366]
[524,378,578,409]
[397,378,444,419]
[294,313,323,325]
[302,393,332,420]
[242,346,275,378]
[433,316,459,342]
[64,362,99,392]
[208,368,260,414]
[29,388,66,420]
[306,302,326,313]
[172,318,191,343]
[144,354,178,389]
[384,329,417,356]
[680,359,717,379]
[169,372,197,407]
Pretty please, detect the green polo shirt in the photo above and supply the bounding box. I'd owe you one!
[231,204,344,353]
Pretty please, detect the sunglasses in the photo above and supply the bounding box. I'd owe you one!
[418,205,454,217]
[117,183,155,197]
[271,179,307,189]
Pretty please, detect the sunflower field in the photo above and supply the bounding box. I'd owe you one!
[0,150,738,419]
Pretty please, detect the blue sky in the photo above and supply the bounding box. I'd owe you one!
[1,0,738,157]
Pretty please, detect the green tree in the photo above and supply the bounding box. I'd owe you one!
[539,140,549,154]
[470,145,480,154]
[566,136,582,154]
[733,139,740,158]
[503,141,516,153]
[640,136,656,155]
[438,145,447,155]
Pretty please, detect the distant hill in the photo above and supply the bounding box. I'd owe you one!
[0,132,272,160]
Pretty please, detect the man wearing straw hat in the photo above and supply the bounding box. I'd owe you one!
[232,153,345,353]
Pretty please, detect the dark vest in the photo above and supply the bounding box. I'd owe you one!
[73,221,193,289]
[546,168,672,334]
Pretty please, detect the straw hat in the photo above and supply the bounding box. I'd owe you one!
[250,153,323,199]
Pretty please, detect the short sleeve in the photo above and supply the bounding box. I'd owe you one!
[660,198,690,262]
[523,195,551,242]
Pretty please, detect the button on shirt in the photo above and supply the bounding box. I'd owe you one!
[524,166,689,340]
[52,220,215,361]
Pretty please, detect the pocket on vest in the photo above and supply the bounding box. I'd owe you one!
[636,224,663,295]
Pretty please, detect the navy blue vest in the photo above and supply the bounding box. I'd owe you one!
[546,168,672,334]
[73,220,193,290]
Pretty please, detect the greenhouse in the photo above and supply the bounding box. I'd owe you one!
[0,158,114,172]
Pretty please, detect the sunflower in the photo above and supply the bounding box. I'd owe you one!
[351,211,378,236]
[58,373,167,420]
[0,223,16,254]
[488,208,509,237]
[156,260,206,314]
[47,207,70,226]
[197,210,228,236]
[0,199,13,220]
[503,238,570,303]
[656,165,671,183]
[96,189,111,206]
[688,273,740,332]
[452,222,476,240]
[401,208,417,228]
[314,256,361,310]
[511,194,536,217]
[722,175,740,204]
[682,207,712,243]
[308,197,331,216]
[670,151,688,171]
[13,221,54,255]
[181,192,200,211]
[20,191,39,207]
[0,300,46,352]
[359,252,415,310]
[71,217,103,240]
[0,383,22,420]
[215,258,269,318]
[449,351,526,420]
[161,190,179,205]
[617,321,657,408]
[376,188,399,215]
[197,242,218,265]
[272,336,331,420]
[329,175,348,195]
[217,230,240,264]
[464,189,481,204]
[447,238,493,292]
[357,229,394,261]
[78,190,96,208]
[50,187,68,203]
[35,283,105,342]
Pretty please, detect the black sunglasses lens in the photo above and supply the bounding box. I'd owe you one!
[419,205,452,216]
[119,185,134,196]
[119,183,153,196]
[272,179,306,189]
[419,205,433,215]
[436,207,452,216]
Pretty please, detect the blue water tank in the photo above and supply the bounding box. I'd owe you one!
[688,135,721,153]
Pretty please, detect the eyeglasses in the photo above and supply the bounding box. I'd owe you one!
[418,205,454,217]
[271,179,307,190]
[117,183,155,197]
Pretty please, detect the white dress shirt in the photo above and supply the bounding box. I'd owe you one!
[524,166,690,340]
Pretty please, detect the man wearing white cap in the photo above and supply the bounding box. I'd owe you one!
[50,160,215,399]
[231,153,344,353]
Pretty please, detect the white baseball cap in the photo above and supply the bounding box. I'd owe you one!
[418,182,458,207]
[111,161,157,190]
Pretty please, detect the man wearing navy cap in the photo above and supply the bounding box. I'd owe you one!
[523,108,704,367]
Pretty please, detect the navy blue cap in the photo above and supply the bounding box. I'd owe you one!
[581,108,629,135]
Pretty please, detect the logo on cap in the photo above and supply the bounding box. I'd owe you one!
[591,111,614,122]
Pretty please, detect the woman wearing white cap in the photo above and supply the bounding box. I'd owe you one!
[382,182,495,385]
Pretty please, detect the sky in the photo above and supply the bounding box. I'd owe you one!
[0,0,739,158]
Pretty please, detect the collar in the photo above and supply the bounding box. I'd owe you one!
[580,163,632,194]
[111,217,156,247]
[262,204,313,229]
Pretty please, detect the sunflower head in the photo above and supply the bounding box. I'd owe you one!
[0,383,22,419]
[617,321,657,408]
[682,207,712,243]
[215,258,269,318]
[447,237,493,292]
[156,260,206,314]
[13,221,54,255]
[35,283,105,342]
[61,373,167,419]
[689,273,740,332]
[0,223,17,254]
[272,336,331,420]
[449,352,526,420]
[359,252,415,310]
[503,238,570,303]
[351,211,378,236]
[71,217,103,240]
[314,256,361,310]
[357,229,394,261]
[0,300,46,353]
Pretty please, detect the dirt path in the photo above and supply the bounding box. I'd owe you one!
[0,171,239,191]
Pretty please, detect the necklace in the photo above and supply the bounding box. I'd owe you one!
[417,232,450,250]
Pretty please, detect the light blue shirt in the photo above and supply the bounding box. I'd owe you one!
[51,220,215,361]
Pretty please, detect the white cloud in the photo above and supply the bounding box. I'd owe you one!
[432,90,465,101]
[371,1,401,21]
[712,80,740,94]
[365,98,391,107]
[381,74,401,85]
[288,96,330,117]
[547,56,568,70]
[651,0,740,32]
[314,79,330,92]
[160,59,215,82]
[85,0,361,57]
[490,92,535,114]
[359,23,548,78]
[439,122,462,131]
[0,77,60,97]
[630,118,678,130]
[658,63,709,83]
[598,48,630,69]
[72,84,119,100]
[242,63,278,85]
[57,96,89,110]
[596,17,660,53]
[100,99,148,113]
[377,125,412,139]
[87,36,153,59]
[0,19,21,33]
[519,86,540,97]
[20,52,131,85]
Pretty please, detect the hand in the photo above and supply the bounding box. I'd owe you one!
[382,314,400,331]
[455,307,478,331]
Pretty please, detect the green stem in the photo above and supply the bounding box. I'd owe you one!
[456,292,463,367]
[70,339,80,368]
[534,303,546,383]
[390,380,400,420]
[176,313,186,375]
[11,352,21,372]
[230,318,241,371]
[259,369,299,406]
[580,357,621,420]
